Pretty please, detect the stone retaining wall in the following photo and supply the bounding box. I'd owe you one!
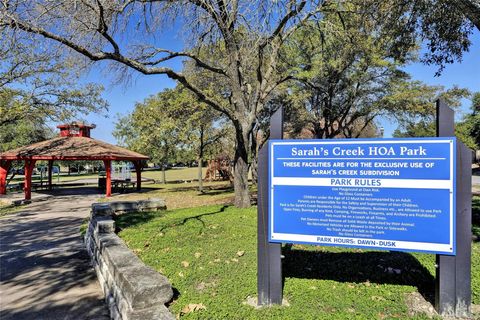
[84,199,174,320]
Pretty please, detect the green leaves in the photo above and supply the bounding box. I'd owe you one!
[113,86,225,165]
[283,6,418,139]
[283,5,472,140]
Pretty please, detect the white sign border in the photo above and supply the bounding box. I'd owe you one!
[269,138,456,255]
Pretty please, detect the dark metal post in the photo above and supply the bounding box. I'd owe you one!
[257,107,283,305]
[455,141,472,317]
[435,99,472,317]
[47,160,53,191]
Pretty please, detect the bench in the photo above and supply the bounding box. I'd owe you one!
[112,180,136,193]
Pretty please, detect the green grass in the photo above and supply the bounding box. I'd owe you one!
[0,203,24,217]
[117,204,480,319]
[143,168,207,181]
[8,168,206,184]
[473,196,480,305]
[101,181,235,209]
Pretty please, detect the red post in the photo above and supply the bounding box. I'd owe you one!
[134,161,142,191]
[48,160,53,191]
[104,160,112,197]
[24,159,36,200]
[0,160,12,195]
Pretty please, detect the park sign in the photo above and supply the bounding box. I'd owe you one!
[268,138,456,255]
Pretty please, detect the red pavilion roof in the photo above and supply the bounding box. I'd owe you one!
[0,136,149,161]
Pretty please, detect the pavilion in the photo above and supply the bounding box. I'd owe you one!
[0,122,149,200]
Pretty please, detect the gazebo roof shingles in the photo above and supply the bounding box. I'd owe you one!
[0,136,149,161]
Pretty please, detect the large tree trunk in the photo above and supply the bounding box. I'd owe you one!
[233,128,251,208]
[250,155,258,187]
[250,131,261,187]
[233,152,250,208]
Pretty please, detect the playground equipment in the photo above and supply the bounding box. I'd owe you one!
[204,155,234,182]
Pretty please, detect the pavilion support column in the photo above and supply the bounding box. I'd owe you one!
[24,159,36,200]
[133,160,142,191]
[0,160,12,195]
[48,160,53,191]
[104,160,112,197]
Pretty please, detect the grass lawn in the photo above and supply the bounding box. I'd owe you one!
[101,180,236,209]
[0,202,24,217]
[5,167,237,210]
[8,167,206,184]
[117,200,480,319]
[143,167,207,182]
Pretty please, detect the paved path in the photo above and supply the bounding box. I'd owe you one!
[0,188,109,320]
[473,175,480,186]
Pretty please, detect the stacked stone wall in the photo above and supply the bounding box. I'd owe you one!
[84,199,174,320]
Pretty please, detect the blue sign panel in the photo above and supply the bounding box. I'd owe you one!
[269,138,456,255]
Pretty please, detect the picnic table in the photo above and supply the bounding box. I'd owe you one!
[31,182,51,191]
[112,179,136,193]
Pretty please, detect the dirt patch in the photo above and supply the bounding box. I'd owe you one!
[406,292,480,320]
[243,296,290,309]
[472,304,480,319]
[405,292,437,318]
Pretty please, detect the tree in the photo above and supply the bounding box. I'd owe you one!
[457,0,480,31]
[392,121,435,139]
[170,88,226,192]
[0,29,109,127]
[114,87,224,188]
[0,118,54,153]
[0,85,108,128]
[281,9,413,140]
[280,4,474,141]
[456,92,480,150]
[375,0,476,73]
[114,104,181,185]
[0,0,330,207]
[392,90,475,149]
[2,1,477,207]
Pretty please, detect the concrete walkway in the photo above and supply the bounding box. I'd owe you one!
[0,188,109,320]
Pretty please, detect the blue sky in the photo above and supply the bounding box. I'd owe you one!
[84,30,479,144]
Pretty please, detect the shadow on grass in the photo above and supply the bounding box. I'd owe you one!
[283,247,435,304]
[166,185,233,193]
[473,166,480,176]
[197,187,234,196]
[116,205,231,249]
[473,196,480,241]
[115,210,159,231]
[154,205,229,237]
[115,205,230,234]
[113,186,162,194]
[165,287,182,308]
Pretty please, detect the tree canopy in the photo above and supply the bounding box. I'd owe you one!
[393,91,479,151]
[114,86,225,168]
[2,0,477,206]
[0,28,108,127]
[456,92,480,150]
